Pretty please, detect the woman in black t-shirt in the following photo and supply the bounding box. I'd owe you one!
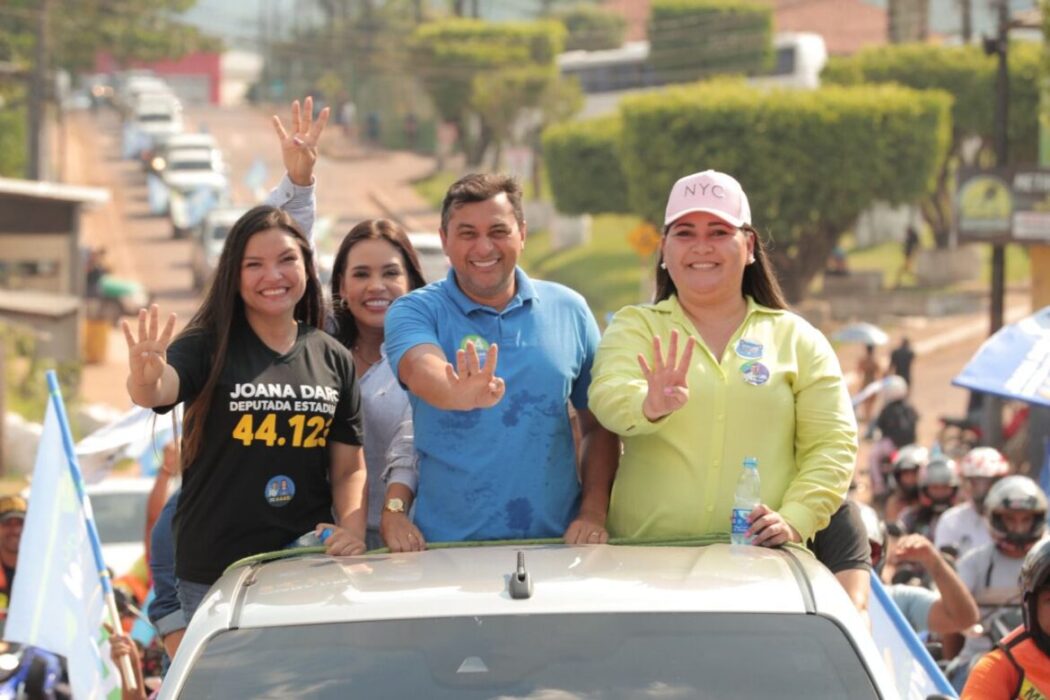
[122,206,367,619]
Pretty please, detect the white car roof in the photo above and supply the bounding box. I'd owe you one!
[165,543,898,698]
[163,133,217,150]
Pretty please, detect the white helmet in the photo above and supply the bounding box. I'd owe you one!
[959,447,1010,479]
[986,475,1049,556]
[881,375,909,403]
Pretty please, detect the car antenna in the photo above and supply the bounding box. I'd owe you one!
[508,551,533,600]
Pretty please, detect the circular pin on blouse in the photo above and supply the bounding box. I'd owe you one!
[735,338,763,359]
[264,475,296,507]
[740,361,770,386]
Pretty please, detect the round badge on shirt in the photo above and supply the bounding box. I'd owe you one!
[735,339,763,359]
[264,475,296,507]
[740,361,770,386]
[459,334,491,363]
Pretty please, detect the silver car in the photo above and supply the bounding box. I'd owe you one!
[190,208,246,290]
[159,543,901,699]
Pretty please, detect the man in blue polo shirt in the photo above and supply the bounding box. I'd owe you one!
[381,173,619,549]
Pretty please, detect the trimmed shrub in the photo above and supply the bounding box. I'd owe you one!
[543,116,629,215]
[557,4,628,52]
[648,0,773,83]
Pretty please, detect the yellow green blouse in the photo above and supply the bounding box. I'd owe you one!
[589,295,856,541]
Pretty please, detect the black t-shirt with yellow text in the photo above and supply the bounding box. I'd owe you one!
[159,320,362,584]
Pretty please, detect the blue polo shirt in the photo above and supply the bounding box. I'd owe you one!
[385,267,600,542]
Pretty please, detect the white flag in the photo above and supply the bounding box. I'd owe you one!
[4,402,122,699]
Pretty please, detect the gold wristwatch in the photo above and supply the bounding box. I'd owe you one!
[383,497,406,514]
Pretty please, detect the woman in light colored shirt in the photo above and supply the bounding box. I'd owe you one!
[329,219,426,550]
[589,170,856,546]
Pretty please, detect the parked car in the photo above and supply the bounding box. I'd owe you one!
[21,478,152,577]
[159,543,901,699]
[85,478,153,577]
[191,207,246,290]
[163,148,229,238]
[146,132,218,175]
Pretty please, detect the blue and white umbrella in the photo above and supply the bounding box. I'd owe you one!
[831,322,889,346]
[952,305,1050,408]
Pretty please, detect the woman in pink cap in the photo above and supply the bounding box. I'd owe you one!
[589,170,856,547]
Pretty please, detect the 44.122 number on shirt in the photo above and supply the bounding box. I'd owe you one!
[231,413,332,448]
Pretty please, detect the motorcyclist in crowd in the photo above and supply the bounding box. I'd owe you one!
[935,447,1011,560]
[868,376,918,501]
[898,456,959,541]
[962,537,1050,699]
[874,526,979,637]
[947,475,1048,691]
[884,444,928,523]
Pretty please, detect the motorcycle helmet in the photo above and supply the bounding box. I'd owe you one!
[881,375,909,404]
[918,457,960,514]
[1020,537,1050,655]
[859,503,885,568]
[959,447,1010,513]
[985,475,1049,557]
[891,444,928,499]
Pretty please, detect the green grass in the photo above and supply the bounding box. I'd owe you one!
[843,237,1030,289]
[412,170,459,210]
[522,213,649,324]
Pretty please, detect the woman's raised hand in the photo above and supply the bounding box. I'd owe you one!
[122,304,176,388]
[272,96,330,187]
[638,329,696,421]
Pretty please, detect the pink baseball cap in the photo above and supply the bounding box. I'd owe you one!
[664,170,751,228]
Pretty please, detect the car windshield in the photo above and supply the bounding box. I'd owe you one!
[178,612,878,699]
[90,491,148,544]
[138,113,172,122]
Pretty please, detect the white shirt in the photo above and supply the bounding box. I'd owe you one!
[954,542,1026,665]
[934,501,992,558]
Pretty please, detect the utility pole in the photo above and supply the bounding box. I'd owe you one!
[982,0,1010,448]
[26,0,50,180]
[959,0,973,42]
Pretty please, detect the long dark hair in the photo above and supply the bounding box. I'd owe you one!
[329,218,427,348]
[654,224,789,310]
[179,205,323,468]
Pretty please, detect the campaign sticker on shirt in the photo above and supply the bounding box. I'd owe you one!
[740,361,770,386]
[265,475,295,507]
[735,339,763,359]
[459,334,491,363]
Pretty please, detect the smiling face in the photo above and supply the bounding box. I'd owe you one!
[238,227,307,322]
[441,193,525,309]
[661,211,754,303]
[338,238,411,333]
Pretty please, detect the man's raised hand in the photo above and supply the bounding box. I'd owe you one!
[445,341,505,410]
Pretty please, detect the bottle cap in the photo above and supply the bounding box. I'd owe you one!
[743,457,758,468]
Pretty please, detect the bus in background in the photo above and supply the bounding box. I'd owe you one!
[559,32,828,118]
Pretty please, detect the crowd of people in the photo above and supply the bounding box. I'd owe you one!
[87,97,1050,698]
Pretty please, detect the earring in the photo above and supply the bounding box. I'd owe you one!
[659,261,667,270]
[747,256,755,265]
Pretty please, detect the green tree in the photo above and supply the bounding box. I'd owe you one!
[823,42,1041,248]
[411,18,566,164]
[542,81,951,301]
[0,0,218,73]
[648,0,773,84]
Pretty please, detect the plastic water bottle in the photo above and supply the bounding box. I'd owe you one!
[731,457,761,545]
[287,528,333,549]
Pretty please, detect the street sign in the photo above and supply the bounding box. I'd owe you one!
[957,167,1050,244]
